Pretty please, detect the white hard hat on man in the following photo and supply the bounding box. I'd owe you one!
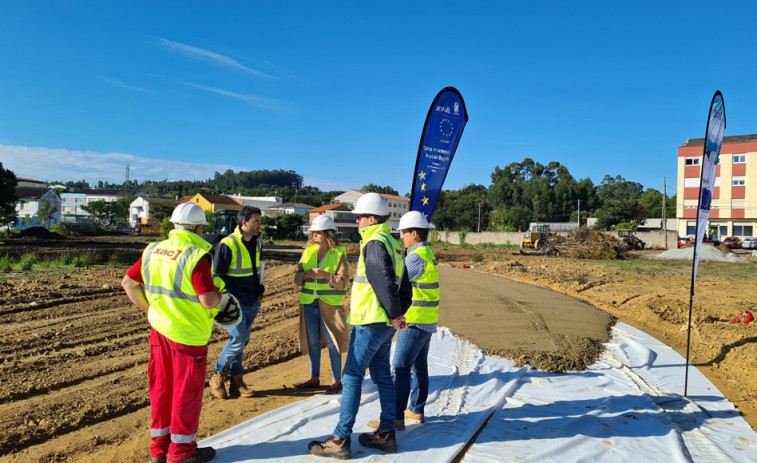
[399,210,429,230]
[310,214,337,231]
[170,202,208,226]
[352,192,389,216]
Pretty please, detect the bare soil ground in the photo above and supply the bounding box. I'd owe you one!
[0,239,755,462]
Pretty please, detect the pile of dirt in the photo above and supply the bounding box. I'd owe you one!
[656,245,744,262]
[16,226,62,240]
[546,228,626,259]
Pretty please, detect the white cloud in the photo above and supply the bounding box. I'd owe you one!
[158,38,272,79]
[181,82,295,112]
[0,145,242,184]
[100,77,155,94]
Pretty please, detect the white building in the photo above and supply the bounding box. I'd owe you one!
[266,202,315,217]
[15,186,62,229]
[230,194,283,212]
[128,197,176,229]
[333,190,409,230]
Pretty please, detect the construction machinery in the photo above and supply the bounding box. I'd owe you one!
[522,224,550,250]
[138,218,161,235]
[617,228,645,250]
[202,209,239,247]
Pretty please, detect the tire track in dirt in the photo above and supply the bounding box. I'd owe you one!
[0,259,308,457]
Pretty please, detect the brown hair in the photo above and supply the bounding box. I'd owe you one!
[306,229,339,249]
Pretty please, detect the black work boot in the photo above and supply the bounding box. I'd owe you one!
[358,429,397,453]
[307,435,351,459]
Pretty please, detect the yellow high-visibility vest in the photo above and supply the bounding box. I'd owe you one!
[142,229,218,346]
[349,223,404,326]
[218,226,262,278]
[405,245,439,324]
[299,245,347,306]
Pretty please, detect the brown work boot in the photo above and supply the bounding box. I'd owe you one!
[307,435,351,459]
[172,446,216,463]
[367,418,405,431]
[404,408,424,423]
[358,429,397,453]
[229,375,256,398]
[209,372,228,399]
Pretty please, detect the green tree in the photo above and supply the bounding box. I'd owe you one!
[150,201,176,223]
[0,163,19,229]
[363,183,399,196]
[36,199,57,228]
[82,200,116,230]
[432,184,489,231]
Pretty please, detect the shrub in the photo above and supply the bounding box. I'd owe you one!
[79,251,101,267]
[19,253,37,271]
[0,255,12,272]
[60,252,74,265]
[472,254,484,263]
[50,224,68,236]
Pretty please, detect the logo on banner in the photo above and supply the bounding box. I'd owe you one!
[435,105,451,114]
[439,118,454,138]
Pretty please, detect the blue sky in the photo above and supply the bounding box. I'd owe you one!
[2,1,757,196]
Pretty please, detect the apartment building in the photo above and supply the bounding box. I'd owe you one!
[677,134,757,239]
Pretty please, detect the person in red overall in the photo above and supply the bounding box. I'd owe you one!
[122,202,238,463]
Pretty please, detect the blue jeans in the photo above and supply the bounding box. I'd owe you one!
[333,323,396,438]
[393,327,432,416]
[304,301,342,381]
[214,302,260,376]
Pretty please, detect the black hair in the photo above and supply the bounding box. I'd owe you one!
[238,206,262,223]
[409,228,429,241]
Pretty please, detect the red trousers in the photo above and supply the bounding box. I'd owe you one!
[149,329,208,462]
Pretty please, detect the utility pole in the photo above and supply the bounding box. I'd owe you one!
[577,199,581,227]
[663,177,667,249]
[477,202,481,233]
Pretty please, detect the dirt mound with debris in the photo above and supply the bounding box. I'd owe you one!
[15,226,63,240]
[547,228,626,259]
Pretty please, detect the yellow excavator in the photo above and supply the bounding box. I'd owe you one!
[617,228,645,250]
[522,224,550,249]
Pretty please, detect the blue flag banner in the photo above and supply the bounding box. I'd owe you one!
[685,90,725,397]
[410,87,468,220]
[692,91,726,290]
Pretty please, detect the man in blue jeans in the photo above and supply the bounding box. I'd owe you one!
[308,193,411,459]
[368,211,438,431]
[210,206,264,399]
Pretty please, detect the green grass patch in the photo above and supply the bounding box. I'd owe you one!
[18,253,37,271]
[586,258,757,281]
[0,255,12,272]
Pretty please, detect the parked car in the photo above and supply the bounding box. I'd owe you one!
[677,236,692,248]
[741,237,757,249]
[723,237,741,249]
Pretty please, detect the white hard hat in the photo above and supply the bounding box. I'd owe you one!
[311,215,336,231]
[214,293,242,328]
[352,192,389,216]
[399,210,429,230]
[170,202,208,226]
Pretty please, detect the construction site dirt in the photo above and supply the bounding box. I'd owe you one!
[1,238,755,462]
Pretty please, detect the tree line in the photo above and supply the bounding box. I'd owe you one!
[432,158,675,232]
[1,159,674,234]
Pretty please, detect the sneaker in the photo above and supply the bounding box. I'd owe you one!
[358,430,397,453]
[367,419,405,431]
[172,447,216,463]
[307,435,351,460]
[404,409,424,423]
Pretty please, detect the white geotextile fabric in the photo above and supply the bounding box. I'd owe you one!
[199,324,757,462]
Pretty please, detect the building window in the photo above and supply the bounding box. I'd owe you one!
[684,178,699,188]
[686,222,696,236]
[733,154,746,164]
[733,225,753,237]
[732,176,746,186]
[685,157,700,166]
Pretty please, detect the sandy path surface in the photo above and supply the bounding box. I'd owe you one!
[0,242,754,462]
[438,265,613,372]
